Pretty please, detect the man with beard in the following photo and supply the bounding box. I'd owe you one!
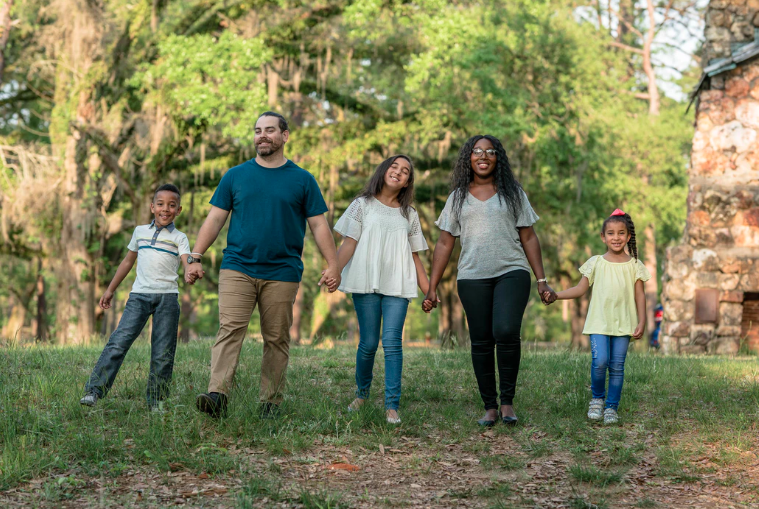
[185,111,340,419]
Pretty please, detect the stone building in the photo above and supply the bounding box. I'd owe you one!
[660,0,759,354]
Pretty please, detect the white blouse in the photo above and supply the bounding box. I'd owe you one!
[334,197,428,299]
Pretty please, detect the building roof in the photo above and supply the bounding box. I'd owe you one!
[688,36,759,112]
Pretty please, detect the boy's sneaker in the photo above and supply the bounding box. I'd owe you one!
[80,393,99,407]
[603,408,619,424]
[150,401,166,414]
[196,392,228,419]
[587,398,604,420]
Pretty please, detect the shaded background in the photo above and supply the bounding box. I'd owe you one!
[0,0,706,348]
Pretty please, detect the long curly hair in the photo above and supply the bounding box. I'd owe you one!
[602,212,638,259]
[450,135,523,221]
[358,155,415,219]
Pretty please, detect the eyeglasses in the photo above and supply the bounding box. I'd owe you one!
[472,148,497,158]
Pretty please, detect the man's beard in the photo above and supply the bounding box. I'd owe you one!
[255,139,282,156]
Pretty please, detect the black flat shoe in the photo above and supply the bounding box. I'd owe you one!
[477,417,496,427]
[501,415,518,426]
[259,402,280,420]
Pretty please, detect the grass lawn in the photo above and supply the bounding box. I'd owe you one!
[1,341,758,508]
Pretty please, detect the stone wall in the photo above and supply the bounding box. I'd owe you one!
[660,0,759,354]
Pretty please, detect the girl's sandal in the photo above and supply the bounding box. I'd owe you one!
[347,398,365,412]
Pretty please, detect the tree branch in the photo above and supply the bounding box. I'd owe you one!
[608,40,644,54]
[69,122,138,204]
[0,0,13,83]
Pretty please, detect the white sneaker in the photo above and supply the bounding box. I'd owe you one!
[386,410,401,424]
[80,393,98,407]
[603,408,618,424]
[587,398,604,420]
[150,401,166,414]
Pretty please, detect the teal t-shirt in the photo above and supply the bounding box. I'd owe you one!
[210,159,328,282]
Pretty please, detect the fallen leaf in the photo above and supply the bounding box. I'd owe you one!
[379,444,385,455]
[198,473,209,480]
[325,463,360,472]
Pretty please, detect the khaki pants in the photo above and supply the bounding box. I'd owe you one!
[208,269,299,404]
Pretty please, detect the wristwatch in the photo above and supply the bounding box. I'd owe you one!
[187,253,203,264]
[536,278,547,284]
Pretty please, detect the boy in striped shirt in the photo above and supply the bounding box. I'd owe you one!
[80,184,191,411]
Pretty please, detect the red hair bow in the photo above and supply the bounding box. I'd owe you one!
[611,209,626,216]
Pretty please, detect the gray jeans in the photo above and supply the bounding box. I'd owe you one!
[85,293,180,407]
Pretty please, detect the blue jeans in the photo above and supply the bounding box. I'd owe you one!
[589,334,630,410]
[352,293,409,411]
[85,293,180,407]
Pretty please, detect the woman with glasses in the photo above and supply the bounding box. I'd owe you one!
[423,135,555,427]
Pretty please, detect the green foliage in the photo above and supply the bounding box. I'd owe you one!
[132,32,271,142]
[0,0,695,343]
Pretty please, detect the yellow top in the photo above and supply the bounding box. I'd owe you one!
[580,255,651,338]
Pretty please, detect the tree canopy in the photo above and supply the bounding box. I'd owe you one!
[0,0,699,346]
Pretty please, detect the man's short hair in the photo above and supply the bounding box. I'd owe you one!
[154,183,181,202]
[258,111,289,132]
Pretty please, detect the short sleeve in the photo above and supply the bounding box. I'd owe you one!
[516,190,539,228]
[127,228,138,252]
[303,173,329,218]
[636,259,652,282]
[209,170,234,211]
[435,193,461,237]
[177,233,191,256]
[408,209,429,252]
[579,256,598,286]
[334,198,364,241]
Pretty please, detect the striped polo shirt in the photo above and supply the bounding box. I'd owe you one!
[127,221,191,293]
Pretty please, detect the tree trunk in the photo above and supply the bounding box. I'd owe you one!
[33,258,48,342]
[289,284,305,344]
[617,0,634,42]
[451,285,466,343]
[643,0,660,116]
[179,191,196,343]
[56,134,97,344]
[437,277,453,340]
[644,224,658,332]
[0,0,13,83]
[3,301,26,341]
[570,293,590,350]
[151,0,159,33]
[179,289,193,343]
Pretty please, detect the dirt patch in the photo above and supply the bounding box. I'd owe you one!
[2,428,758,508]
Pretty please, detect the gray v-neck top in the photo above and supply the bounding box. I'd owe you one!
[435,190,539,280]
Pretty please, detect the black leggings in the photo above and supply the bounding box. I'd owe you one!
[457,270,531,409]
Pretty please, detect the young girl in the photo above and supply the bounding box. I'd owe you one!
[333,155,430,424]
[545,209,650,424]
[424,135,554,427]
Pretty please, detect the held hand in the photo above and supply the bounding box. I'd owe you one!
[421,295,440,314]
[185,263,205,285]
[423,289,439,313]
[319,266,341,293]
[633,322,645,340]
[538,282,556,305]
[99,290,114,310]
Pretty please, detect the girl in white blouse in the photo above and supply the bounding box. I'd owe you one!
[333,155,431,424]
